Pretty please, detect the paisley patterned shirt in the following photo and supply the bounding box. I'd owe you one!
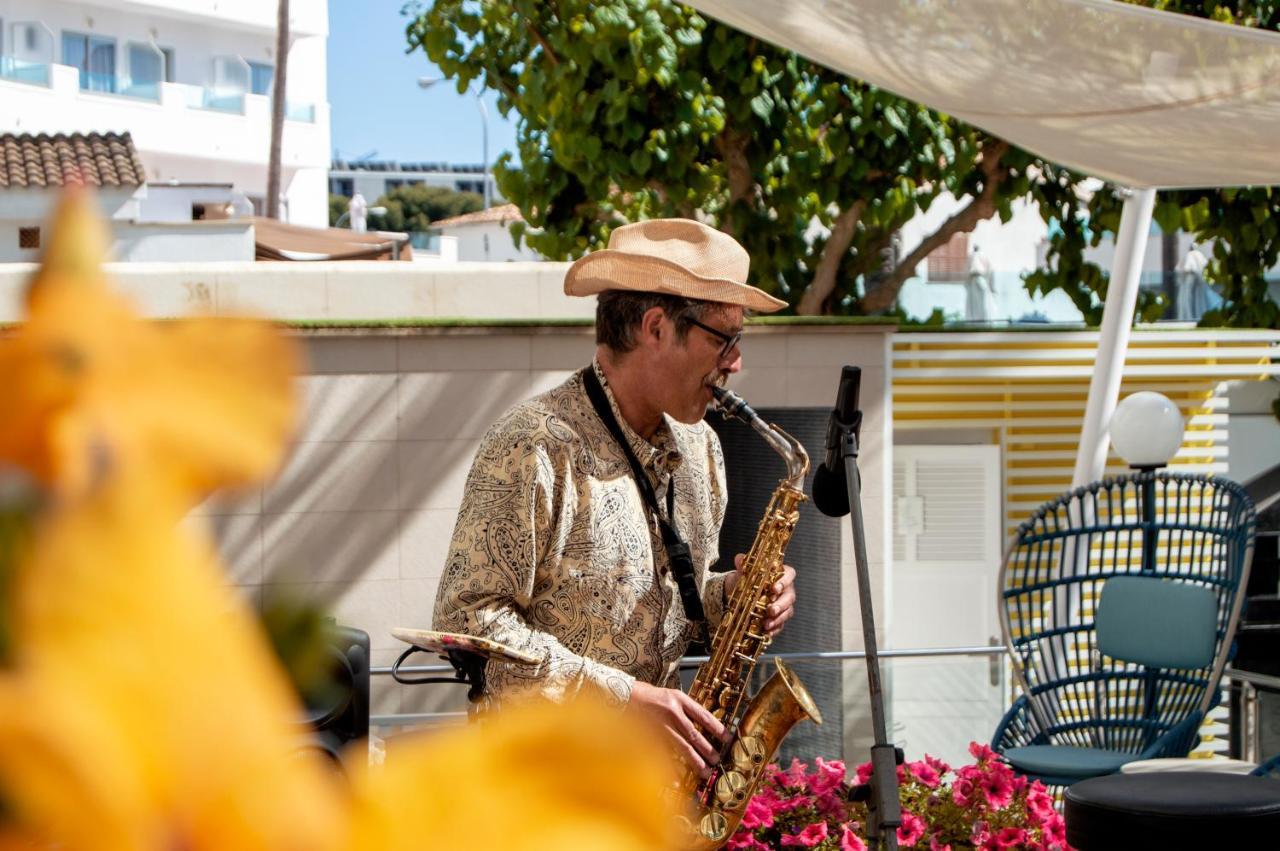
[432,360,731,707]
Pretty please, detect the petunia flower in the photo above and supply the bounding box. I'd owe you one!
[968,742,998,763]
[896,811,927,847]
[780,821,828,847]
[840,823,868,851]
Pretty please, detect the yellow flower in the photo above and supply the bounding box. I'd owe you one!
[0,471,349,851]
[0,190,682,850]
[0,187,297,504]
[347,696,681,851]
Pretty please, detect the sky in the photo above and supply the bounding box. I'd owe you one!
[326,0,519,166]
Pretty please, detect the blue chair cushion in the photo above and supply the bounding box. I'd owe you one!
[1095,575,1218,669]
[1003,745,1134,781]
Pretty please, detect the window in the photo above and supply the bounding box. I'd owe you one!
[126,43,162,98]
[62,31,116,93]
[926,232,969,282]
[61,30,115,92]
[329,177,354,197]
[19,227,40,249]
[456,179,484,194]
[248,61,273,96]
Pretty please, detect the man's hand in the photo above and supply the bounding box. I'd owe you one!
[725,554,796,636]
[628,680,726,778]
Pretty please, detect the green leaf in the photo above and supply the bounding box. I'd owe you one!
[1153,200,1182,233]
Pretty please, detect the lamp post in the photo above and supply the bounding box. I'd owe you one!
[418,77,490,209]
[1110,391,1186,574]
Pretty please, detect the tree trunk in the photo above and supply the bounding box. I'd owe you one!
[796,201,866,315]
[861,141,1010,314]
[266,0,289,220]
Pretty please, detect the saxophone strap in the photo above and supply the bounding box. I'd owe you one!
[581,366,710,640]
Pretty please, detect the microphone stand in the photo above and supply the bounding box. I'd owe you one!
[836,415,902,850]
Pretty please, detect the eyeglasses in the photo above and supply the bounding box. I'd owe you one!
[686,317,743,360]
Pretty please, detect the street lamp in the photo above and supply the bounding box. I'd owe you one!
[1110,391,1186,574]
[418,76,490,209]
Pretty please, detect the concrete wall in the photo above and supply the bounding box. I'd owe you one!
[183,324,892,756]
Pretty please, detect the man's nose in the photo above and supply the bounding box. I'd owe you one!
[722,349,743,373]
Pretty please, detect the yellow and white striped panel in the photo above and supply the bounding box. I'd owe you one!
[891,328,1279,540]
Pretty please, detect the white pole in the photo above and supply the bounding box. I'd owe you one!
[1071,186,1157,490]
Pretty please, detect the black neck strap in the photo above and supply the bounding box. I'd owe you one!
[581,366,708,632]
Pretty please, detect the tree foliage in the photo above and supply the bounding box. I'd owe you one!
[367,184,483,233]
[406,0,1278,327]
[405,0,1071,314]
[327,193,349,228]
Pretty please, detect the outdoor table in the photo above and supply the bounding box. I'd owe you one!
[1064,771,1280,848]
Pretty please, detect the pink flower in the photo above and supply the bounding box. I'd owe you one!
[952,777,977,808]
[854,760,873,786]
[780,821,829,847]
[811,756,847,794]
[896,812,927,847]
[970,819,992,847]
[1025,783,1056,825]
[780,757,810,788]
[725,835,769,851]
[908,760,942,789]
[968,741,998,763]
[929,836,952,851]
[925,753,951,777]
[995,827,1027,848]
[979,765,1016,809]
[840,823,868,851]
[1042,812,1069,847]
[739,795,775,830]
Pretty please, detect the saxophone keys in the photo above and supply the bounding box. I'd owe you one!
[714,770,750,808]
[731,734,767,769]
[699,811,729,841]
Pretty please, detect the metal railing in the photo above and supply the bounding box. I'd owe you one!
[370,644,1007,728]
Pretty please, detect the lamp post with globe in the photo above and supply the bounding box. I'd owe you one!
[1109,391,1186,574]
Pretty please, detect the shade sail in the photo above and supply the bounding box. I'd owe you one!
[684,0,1280,189]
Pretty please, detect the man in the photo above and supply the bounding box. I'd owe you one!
[432,218,797,777]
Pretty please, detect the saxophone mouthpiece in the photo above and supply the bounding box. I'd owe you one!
[711,385,758,423]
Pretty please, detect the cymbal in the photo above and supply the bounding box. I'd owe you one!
[390,628,540,667]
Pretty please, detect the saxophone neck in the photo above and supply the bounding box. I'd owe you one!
[710,387,809,488]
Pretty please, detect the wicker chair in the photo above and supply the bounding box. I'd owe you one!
[992,471,1255,786]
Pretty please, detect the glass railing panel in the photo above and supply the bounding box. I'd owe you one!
[193,89,246,113]
[79,70,118,94]
[0,56,51,86]
[118,80,161,101]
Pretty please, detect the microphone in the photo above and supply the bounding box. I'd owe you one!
[811,367,862,517]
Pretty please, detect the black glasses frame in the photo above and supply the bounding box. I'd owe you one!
[686,317,743,359]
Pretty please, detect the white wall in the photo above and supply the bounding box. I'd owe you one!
[112,221,253,262]
[0,187,138,261]
[442,222,541,263]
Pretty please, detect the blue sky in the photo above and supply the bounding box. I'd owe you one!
[326,0,518,166]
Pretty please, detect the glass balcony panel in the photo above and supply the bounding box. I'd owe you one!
[285,100,315,122]
[0,55,50,86]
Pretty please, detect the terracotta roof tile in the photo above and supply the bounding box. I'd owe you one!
[0,132,146,190]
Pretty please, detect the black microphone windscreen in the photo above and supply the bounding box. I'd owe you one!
[811,462,850,517]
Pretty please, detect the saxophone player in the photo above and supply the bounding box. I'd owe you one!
[431,219,798,777]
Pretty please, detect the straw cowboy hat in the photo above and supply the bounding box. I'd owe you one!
[563,218,787,313]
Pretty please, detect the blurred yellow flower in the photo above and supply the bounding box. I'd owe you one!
[0,187,297,504]
[0,190,681,850]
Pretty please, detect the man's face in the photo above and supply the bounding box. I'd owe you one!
[657,304,745,425]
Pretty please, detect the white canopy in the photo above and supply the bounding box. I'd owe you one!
[685,0,1280,189]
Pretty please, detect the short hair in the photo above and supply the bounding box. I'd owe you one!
[594,290,716,353]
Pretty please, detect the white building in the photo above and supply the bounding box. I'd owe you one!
[429,203,541,263]
[329,159,498,206]
[0,0,331,227]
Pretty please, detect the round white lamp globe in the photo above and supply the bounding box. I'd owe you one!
[1110,391,1185,468]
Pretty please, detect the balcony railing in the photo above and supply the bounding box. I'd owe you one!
[0,56,51,86]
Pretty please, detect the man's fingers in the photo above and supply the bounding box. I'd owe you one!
[677,691,726,742]
[666,724,714,778]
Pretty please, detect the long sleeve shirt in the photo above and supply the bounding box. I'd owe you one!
[431,361,731,706]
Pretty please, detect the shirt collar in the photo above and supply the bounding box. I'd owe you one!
[590,358,683,476]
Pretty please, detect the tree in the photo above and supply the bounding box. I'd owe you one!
[328,194,349,228]
[366,184,484,233]
[407,0,1277,326]
[406,0,1080,315]
[266,0,289,220]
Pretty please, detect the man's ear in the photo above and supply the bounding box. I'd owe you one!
[638,306,667,348]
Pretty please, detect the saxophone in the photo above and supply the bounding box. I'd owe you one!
[678,386,823,849]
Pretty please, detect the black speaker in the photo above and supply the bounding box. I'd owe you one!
[299,623,370,768]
